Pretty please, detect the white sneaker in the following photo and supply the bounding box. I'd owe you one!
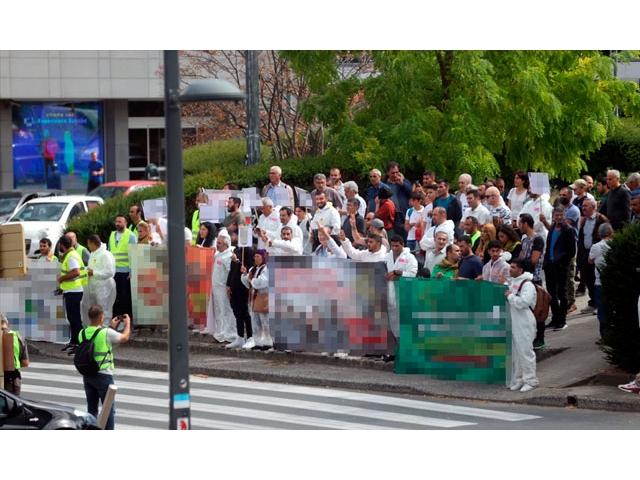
[226,337,245,348]
[520,384,537,393]
[262,335,274,348]
[509,382,524,391]
[242,337,256,349]
[198,329,213,335]
[333,352,348,358]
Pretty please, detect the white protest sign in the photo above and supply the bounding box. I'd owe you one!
[238,226,253,248]
[529,172,550,196]
[143,198,167,220]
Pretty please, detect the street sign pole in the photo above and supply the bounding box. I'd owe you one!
[164,50,191,430]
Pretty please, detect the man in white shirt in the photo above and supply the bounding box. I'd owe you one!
[263,226,303,256]
[254,197,281,251]
[310,191,341,251]
[420,206,455,253]
[339,181,367,219]
[340,233,387,262]
[461,188,490,227]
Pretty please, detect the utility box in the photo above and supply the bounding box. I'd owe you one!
[0,223,27,278]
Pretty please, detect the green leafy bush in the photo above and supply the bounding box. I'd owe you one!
[64,184,166,246]
[601,222,640,372]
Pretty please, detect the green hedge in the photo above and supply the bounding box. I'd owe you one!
[64,184,167,246]
[601,222,640,372]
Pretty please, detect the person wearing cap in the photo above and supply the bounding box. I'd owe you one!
[1,314,29,396]
[569,178,594,211]
[351,216,391,252]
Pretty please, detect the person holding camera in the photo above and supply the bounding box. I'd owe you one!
[78,305,130,430]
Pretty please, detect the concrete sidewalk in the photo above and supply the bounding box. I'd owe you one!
[27,293,640,413]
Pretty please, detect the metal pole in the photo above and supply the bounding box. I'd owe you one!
[245,50,261,165]
[164,50,191,430]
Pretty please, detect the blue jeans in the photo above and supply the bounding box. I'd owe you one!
[83,373,116,430]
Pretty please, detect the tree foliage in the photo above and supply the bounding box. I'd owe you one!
[585,117,640,180]
[281,50,640,181]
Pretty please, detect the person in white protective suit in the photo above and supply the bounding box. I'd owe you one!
[204,232,237,342]
[241,249,271,349]
[504,258,540,393]
[383,234,418,339]
[81,234,117,328]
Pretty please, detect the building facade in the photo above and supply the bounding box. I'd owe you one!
[0,50,167,193]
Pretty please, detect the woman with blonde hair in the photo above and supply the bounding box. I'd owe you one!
[475,222,497,264]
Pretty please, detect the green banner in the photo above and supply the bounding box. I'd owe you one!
[395,278,512,384]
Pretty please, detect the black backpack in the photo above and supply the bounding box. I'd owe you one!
[74,328,108,376]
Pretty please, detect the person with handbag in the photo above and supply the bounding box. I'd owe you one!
[240,249,271,350]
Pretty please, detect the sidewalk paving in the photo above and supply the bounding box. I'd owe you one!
[27,293,640,413]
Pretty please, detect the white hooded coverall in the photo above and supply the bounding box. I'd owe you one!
[81,242,117,327]
[507,272,540,389]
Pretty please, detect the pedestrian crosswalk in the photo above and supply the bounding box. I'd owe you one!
[20,361,541,430]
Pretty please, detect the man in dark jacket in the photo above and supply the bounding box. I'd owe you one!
[543,206,577,331]
[576,198,609,313]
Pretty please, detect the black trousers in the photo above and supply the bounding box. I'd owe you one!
[230,286,252,338]
[63,291,83,345]
[113,272,133,320]
[544,261,569,327]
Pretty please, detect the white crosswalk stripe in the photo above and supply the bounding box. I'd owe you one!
[20,361,541,430]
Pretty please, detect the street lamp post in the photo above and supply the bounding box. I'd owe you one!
[163,50,245,430]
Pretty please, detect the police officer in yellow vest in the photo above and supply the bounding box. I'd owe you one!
[57,235,87,354]
[108,214,137,323]
[79,305,130,430]
[192,192,208,245]
[1,313,29,396]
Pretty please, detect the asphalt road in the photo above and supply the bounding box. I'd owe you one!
[20,357,640,430]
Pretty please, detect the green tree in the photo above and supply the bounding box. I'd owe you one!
[281,50,640,181]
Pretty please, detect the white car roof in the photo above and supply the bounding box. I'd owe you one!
[20,195,104,204]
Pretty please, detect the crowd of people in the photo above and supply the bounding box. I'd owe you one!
[25,163,640,400]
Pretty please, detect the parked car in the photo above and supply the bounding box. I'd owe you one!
[5,195,104,258]
[0,387,100,430]
[0,189,66,223]
[88,180,161,201]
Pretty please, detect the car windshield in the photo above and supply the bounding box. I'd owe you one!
[10,202,67,222]
[89,186,128,200]
[0,195,21,216]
